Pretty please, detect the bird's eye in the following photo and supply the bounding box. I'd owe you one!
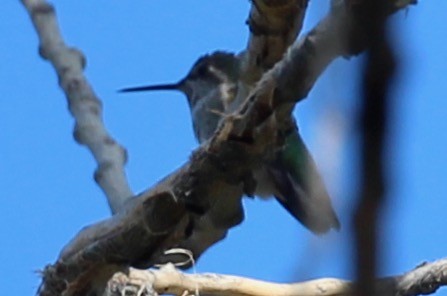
[196,65,208,76]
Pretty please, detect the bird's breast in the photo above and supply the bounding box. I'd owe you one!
[191,95,225,143]
[252,167,277,199]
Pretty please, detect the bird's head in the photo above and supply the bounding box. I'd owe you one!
[119,51,240,108]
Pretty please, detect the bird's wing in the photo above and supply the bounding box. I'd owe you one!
[268,131,340,234]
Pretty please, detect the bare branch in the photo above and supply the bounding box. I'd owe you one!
[106,258,447,296]
[241,0,309,85]
[21,0,133,213]
[270,0,417,106]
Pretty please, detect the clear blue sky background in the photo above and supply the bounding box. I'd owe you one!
[1,1,446,294]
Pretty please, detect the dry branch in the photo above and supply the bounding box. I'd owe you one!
[107,258,447,296]
[241,0,309,85]
[21,0,133,213]
[20,0,418,295]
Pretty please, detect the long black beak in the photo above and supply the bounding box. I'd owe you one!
[118,82,181,93]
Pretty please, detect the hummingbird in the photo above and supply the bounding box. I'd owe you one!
[120,52,340,234]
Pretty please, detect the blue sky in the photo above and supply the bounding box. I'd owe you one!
[1,1,447,294]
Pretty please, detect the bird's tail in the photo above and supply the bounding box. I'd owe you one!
[268,131,340,234]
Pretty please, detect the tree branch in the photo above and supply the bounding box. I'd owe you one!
[241,0,309,85]
[21,0,133,213]
[352,1,396,295]
[106,258,447,296]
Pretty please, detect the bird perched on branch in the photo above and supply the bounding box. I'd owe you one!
[120,51,339,234]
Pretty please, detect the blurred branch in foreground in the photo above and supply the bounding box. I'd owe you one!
[353,0,397,295]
